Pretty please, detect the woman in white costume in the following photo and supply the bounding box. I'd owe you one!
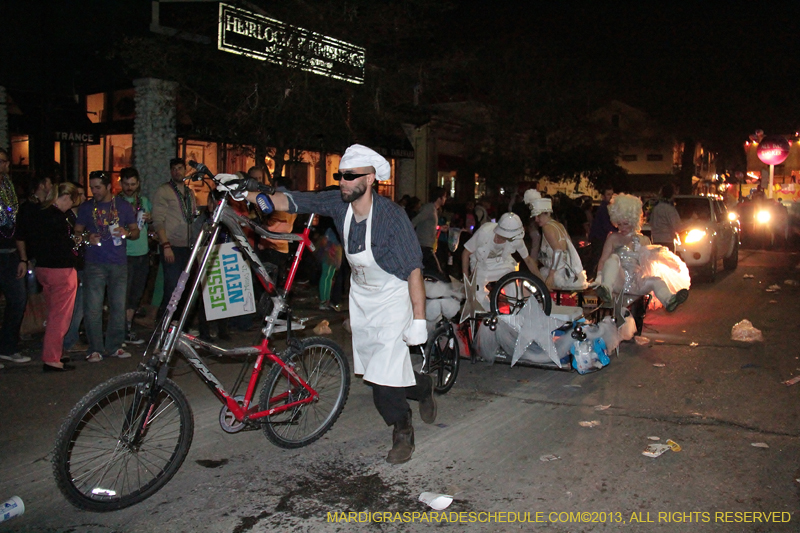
[524,190,588,290]
[594,193,690,311]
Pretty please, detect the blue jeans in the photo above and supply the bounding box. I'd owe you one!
[83,262,127,355]
[63,270,84,349]
[0,251,27,355]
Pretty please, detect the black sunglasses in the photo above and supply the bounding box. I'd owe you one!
[333,172,371,181]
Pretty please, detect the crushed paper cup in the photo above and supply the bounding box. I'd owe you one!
[784,279,799,286]
[579,420,600,428]
[653,363,666,368]
[783,375,800,386]
[313,320,331,335]
[594,404,611,411]
[634,336,650,346]
[539,454,561,462]
[689,342,699,347]
[643,444,672,458]
[731,319,763,342]
[666,439,681,452]
[743,274,754,279]
[767,284,781,291]
[647,436,660,441]
[419,492,453,511]
[751,442,769,448]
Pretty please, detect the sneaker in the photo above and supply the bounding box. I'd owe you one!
[109,349,132,359]
[86,352,103,363]
[0,353,32,363]
[125,332,145,345]
[319,301,329,310]
[328,303,342,313]
[666,289,690,312]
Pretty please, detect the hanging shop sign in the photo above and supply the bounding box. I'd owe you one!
[201,242,257,320]
[217,3,366,84]
[756,136,790,166]
[54,131,99,145]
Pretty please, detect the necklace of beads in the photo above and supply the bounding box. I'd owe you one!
[169,180,195,223]
[92,197,120,241]
[0,175,19,238]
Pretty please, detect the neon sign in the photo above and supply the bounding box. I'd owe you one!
[217,3,366,84]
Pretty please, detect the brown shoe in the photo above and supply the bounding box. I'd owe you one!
[418,374,437,424]
[386,410,415,465]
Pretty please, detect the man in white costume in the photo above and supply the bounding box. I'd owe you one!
[224,145,434,465]
[461,212,539,308]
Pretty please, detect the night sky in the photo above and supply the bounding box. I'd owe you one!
[3,1,799,164]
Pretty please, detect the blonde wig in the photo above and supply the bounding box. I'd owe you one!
[608,193,643,231]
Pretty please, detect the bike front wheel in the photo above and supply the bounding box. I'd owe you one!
[52,372,194,511]
[489,270,552,317]
[260,337,350,448]
[424,323,460,394]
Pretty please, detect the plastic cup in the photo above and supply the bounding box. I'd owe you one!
[0,496,24,522]
[109,223,123,246]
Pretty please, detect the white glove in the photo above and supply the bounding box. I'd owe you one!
[215,173,247,200]
[403,319,428,346]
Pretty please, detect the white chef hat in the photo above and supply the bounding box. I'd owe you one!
[339,144,392,181]
[524,189,552,216]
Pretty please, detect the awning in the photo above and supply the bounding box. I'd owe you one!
[8,91,99,144]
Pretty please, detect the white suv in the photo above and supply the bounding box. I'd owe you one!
[673,195,740,281]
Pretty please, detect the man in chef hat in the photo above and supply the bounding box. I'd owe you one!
[219,144,435,464]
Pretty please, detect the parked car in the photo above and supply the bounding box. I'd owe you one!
[673,195,740,281]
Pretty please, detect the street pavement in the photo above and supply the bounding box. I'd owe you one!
[1,249,800,532]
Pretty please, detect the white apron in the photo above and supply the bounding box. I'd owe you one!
[344,204,416,387]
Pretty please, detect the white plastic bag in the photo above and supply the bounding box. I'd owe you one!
[731,319,763,342]
[618,310,636,341]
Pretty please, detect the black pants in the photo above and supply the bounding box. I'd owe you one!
[421,246,443,275]
[372,372,430,426]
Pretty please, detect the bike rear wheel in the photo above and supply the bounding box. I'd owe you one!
[260,337,350,448]
[52,372,194,511]
[424,323,460,394]
[489,271,552,317]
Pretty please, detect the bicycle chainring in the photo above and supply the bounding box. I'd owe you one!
[219,395,246,434]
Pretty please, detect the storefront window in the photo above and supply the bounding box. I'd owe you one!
[325,154,341,187]
[108,134,132,192]
[86,93,106,123]
[10,135,29,168]
[375,159,396,200]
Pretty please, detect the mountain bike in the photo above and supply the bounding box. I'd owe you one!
[52,166,350,511]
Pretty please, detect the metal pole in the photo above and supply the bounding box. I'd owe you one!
[768,164,774,199]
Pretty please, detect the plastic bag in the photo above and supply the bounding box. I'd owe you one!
[618,310,636,341]
[731,319,763,342]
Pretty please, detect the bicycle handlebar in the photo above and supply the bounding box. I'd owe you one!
[187,162,276,196]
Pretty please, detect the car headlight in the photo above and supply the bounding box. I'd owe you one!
[727,212,738,221]
[756,210,771,224]
[684,229,707,244]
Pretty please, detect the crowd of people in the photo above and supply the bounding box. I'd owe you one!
[0,153,305,372]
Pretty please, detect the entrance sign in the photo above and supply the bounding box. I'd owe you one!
[201,242,256,320]
[217,3,366,84]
